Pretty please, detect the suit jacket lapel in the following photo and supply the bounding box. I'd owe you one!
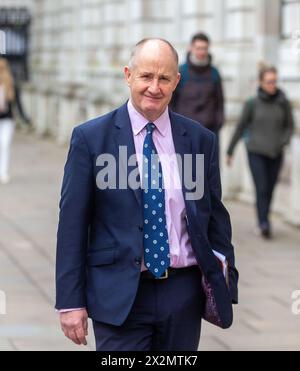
[114,103,142,208]
[169,110,197,217]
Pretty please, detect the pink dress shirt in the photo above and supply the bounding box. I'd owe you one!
[127,100,197,269]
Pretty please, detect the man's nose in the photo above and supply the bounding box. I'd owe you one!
[148,79,160,94]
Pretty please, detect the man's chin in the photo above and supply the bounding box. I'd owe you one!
[142,99,165,111]
[143,104,165,116]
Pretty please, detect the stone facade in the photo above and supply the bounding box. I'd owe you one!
[2,0,300,225]
[0,0,33,7]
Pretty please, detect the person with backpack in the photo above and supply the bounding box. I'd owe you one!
[227,66,295,239]
[170,32,224,150]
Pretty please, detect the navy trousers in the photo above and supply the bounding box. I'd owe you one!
[93,266,205,351]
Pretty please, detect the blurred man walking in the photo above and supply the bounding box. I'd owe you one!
[170,33,224,150]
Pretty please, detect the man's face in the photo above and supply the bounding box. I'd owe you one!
[190,40,209,61]
[124,44,181,121]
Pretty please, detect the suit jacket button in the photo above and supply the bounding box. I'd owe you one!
[135,258,141,265]
[138,226,143,232]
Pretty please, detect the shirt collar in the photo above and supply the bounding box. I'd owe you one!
[127,99,169,137]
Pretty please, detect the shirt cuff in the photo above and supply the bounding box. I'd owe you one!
[56,308,86,313]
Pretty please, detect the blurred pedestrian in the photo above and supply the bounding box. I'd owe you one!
[170,32,224,151]
[227,66,295,239]
[0,57,31,184]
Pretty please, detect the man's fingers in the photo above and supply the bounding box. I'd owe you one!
[70,330,82,345]
[61,324,85,345]
[59,309,89,345]
[83,317,88,336]
[64,325,87,345]
[63,328,81,345]
[75,327,87,345]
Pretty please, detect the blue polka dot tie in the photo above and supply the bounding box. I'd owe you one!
[142,123,170,278]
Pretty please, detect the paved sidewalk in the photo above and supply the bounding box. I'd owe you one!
[0,132,299,351]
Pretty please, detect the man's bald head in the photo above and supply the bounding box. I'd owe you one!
[124,38,181,122]
[129,38,179,72]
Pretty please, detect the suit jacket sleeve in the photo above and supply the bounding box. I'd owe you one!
[55,127,94,310]
[208,134,239,304]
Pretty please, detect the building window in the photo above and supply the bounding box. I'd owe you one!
[281,0,300,39]
[0,7,31,81]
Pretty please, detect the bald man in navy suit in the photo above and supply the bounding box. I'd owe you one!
[56,38,238,351]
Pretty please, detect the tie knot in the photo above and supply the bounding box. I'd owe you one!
[146,123,156,135]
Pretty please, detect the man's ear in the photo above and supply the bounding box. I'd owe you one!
[124,66,131,86]
[173,72,181,91]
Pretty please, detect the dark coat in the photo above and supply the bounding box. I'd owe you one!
[170,54,224,132]
[227,88,295,158]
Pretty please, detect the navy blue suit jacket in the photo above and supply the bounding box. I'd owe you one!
[56,103,239,327]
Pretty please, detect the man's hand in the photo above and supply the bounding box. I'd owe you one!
[60,309,88,346]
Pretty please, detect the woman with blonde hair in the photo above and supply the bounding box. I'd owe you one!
[0,57,30,184]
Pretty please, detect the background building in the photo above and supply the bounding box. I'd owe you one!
[0,0,300,352]
[1,0,300,225]
[0,0,32,80]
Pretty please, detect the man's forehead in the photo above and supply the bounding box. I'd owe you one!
[139,40,172,55]
[136,65,171,73]
[134,46,176,63]
[134,58,177,73]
